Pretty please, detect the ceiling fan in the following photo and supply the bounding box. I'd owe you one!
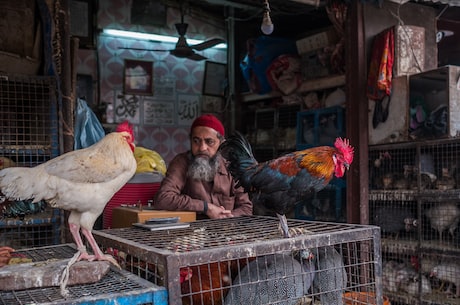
[119,11,225,61]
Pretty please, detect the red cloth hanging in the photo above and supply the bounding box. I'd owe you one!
[367,27,395,101]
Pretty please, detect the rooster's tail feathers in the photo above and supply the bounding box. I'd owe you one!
[219,131,257,167]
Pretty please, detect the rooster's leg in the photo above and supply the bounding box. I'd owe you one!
[277,213,291,238]
[81,227,121,269]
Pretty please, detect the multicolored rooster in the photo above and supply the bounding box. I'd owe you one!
[219,132,354,238]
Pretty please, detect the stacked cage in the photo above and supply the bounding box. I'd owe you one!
[0,244,167,305]
[244,103,300,162]
[93,216,383,305]
[369,139,460,305]
[0,74,62,249]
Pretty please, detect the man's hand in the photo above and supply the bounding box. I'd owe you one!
[207,203,234,219]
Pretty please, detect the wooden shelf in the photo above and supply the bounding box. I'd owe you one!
[241,74,346,103]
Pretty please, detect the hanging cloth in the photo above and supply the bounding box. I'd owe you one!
[367,27,394,128]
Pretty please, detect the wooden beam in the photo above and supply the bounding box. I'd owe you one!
[345,1,369,224]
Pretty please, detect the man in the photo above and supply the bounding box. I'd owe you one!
[154,114,252,219]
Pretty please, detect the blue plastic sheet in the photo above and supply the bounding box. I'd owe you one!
[74,98,105,150]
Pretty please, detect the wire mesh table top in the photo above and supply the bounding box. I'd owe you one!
[95,216,379,254]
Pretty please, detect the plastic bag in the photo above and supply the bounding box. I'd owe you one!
[134,146,167,175]
[240,36,297,94]
[74,98,105,150]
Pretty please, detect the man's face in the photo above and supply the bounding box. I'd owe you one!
[190,126,222,159]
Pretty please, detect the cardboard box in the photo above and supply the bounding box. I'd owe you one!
[300,50,330,80]
[112,207,196,228]
[296,28,338,55]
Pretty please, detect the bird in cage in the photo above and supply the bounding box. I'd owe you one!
[225,250,315,305]
[219,131,353,238]
[312,246,347,305]
[425,202,460,242]
[430,262,460,297]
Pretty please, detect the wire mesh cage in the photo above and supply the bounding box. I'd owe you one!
[93,216,383,305]
[0,74,61,249]
[0,244,167,305]
[369,139,460,305]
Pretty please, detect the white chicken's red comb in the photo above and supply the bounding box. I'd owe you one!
[334,137,354,164]
[116,121,133,133]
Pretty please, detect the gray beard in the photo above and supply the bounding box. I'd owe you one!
[187,154,220,182]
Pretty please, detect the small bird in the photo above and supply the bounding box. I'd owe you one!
[219,132,353,238]
[0,121,137,267]
[180,262,232,305]
[430,263,460,297]
[373,206,417,238]
[425,202,460,242]
[224,252,315,305]
[312,246,347,305]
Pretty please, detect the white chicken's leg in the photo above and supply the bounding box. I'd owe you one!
[69,222,94,260]
[81,227,121,269]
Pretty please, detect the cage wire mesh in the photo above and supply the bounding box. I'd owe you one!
[93,216,383,305]
[0,244,167,305]
[249,104,299,162]
[369,140,460,305]
[0,74,61,249]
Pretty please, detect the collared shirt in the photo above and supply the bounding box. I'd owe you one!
[154,151,253,218]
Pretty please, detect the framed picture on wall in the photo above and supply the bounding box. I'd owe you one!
[202,61,227,97]
[123,59,154,95]
[202,95,224,113]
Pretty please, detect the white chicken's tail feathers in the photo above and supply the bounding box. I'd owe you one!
[0,167,48,202]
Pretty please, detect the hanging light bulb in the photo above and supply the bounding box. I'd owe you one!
[261,0,274,35]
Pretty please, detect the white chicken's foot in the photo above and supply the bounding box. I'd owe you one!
[59,250,81,298]
[78,248,121,269]
[94,253,121,269]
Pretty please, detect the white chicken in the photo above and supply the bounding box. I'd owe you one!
[0,121,137,267]
[430,262,460,297]
[425,202,460,242]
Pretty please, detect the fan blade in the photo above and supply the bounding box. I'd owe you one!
[191,38,225,51]
[187,53,207,61]
[118,47,170,52]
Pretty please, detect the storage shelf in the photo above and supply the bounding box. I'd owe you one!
[241,74,346,102]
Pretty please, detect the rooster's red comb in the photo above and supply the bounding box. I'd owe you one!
[334,137,354,164]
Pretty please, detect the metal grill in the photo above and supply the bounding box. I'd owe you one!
[0,74,61,249]
[0,208,61,248]
[0,244,167,305]
[369,139,460,305]
[0,74,60,166]
[93,216,382,305]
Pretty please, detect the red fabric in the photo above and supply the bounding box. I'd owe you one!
[191,114,225,136]
[367,27,394,100]
[103,182,161,229]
